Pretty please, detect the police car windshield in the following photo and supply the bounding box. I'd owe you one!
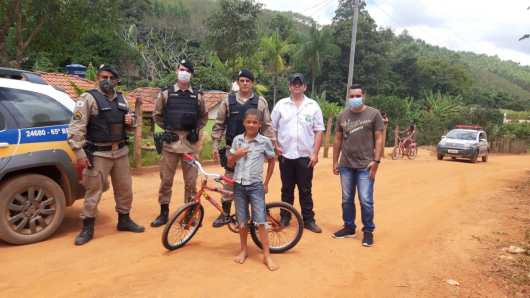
[446,130,477,140]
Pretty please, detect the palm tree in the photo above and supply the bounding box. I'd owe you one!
[260,29,296,105]
[292,24,341,98]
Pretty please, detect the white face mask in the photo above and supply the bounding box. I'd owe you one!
[178,71,191,83]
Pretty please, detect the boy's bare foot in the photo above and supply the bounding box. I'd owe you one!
[234,251,248,264]
[263,255,278,271]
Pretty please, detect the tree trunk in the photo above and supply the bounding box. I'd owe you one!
[273,70,278,106]
[0,0,20,67]
[13,0,47,69]
[229,54,236,93]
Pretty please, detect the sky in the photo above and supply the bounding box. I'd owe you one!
[263,0,530,66]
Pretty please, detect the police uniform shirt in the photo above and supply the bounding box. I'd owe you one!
[211,91,276,149]
[152,83,208,154]
[67,86,137,159]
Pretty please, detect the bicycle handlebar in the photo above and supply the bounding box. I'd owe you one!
[182,153,234,185]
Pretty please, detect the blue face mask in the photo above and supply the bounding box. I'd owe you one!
[349,97,363,108]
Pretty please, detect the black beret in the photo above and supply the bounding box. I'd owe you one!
[237,69,255,82]
[178,59,194,74]
[98,64,118,78]
[289,73,306,85]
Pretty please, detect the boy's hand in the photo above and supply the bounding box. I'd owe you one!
[264,183,269,194]
[234,143,251,158]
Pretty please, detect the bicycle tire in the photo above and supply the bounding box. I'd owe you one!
[407,146,418,160]
[392,146,400,160]
[162,202,204,250]
[249,202,304,254]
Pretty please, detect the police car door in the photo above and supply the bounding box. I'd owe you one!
[0,104,18,171]
[479,132,487,156]
[0,87,73,160]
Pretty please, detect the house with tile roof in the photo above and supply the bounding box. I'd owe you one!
[34,70,97,101]
[205,91,227,120]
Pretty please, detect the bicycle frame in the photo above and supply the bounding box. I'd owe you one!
[397,136,416,155]
[180,154,282,232]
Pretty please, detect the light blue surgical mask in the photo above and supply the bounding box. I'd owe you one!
[349,97,363,108]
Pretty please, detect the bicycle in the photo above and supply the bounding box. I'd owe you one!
[161,153,304,253]
[392,136,418,160]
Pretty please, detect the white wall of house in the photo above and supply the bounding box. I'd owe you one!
[208,104,221,120]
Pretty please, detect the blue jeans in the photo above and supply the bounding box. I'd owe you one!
[339,166,375,233]
[233,182,267,228]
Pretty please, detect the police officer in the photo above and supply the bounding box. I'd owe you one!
[150,60,208,227]
[68,64,145,246]
[211,69,276,227]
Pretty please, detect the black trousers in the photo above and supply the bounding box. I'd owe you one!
[278,155,315,223]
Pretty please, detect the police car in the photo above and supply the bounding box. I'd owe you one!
[0,68,86,244]
[436,125,489,163]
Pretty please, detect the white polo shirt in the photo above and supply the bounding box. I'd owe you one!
[271,95,325,159]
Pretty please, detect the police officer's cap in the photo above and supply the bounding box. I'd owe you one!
[237,69,255,82]
[289,73,306,85]
[98,64,119,78]
[178,59,194,74]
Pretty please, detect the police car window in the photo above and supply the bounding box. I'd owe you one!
[0,88,71,129]
[0,112,5,131]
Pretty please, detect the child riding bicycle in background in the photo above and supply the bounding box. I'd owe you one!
[395,124,415,151]
[227,108,278,271]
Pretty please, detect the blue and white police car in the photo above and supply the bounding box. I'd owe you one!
[0,68,86,245]
[436,125,489,163]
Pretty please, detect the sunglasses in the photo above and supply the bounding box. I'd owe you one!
[290,82,304,87]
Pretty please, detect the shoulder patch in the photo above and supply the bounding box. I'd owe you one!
[73,112,82,120]
[76,101,84,107]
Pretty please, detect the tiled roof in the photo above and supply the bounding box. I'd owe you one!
[204,92,227,111]
[34,71,96,101]
[127,87,160,113]
[126,88,227,114]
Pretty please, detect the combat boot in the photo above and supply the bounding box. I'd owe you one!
[212,202,232,228]
[150,204,169,227]
[117,213,145,233]
[74,218,95,246]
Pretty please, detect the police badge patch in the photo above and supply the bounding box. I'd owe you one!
[73,112,82,120]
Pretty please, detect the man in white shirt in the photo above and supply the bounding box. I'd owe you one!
[271,73,325,233]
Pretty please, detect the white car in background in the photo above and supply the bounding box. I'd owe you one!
[436,125,489,163]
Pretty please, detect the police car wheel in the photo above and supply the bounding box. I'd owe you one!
[470,151,479,164]
[0,174,66,245]
[482,151,489,162]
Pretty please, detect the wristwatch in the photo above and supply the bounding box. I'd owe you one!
[373,160,381,163]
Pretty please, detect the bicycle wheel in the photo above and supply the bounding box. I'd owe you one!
[162,202,204,250]
[392,146,400,160]
[407,146,418,160]
[250,202,304,253]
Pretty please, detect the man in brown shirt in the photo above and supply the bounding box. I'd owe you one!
[67,64,145,246]
[332,84,384,247]
[150,60,209,227]
[210,69,276,227]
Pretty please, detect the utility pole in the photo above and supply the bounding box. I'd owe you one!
[345,0,360,108]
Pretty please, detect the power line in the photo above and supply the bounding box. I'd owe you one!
[379,0,445,47]
[310,0,335,17]
[414,0,480,53]
[367,0,419,40]
[299,0,334,14]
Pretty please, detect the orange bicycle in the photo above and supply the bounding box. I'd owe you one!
[161,154,304,253]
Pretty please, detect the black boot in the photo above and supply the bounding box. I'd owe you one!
[212,202,232,228]
[117,213,145,233]
[74,218,95,246]
[150,204,169,227]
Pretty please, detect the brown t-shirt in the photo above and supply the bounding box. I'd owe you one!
[335,106,385,168]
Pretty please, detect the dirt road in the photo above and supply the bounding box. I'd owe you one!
[1,148,529,297]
